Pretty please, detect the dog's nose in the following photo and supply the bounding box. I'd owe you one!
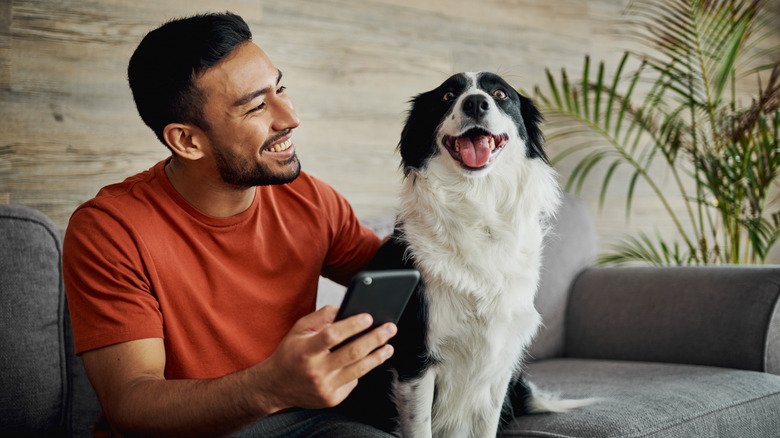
[462,94,490,121]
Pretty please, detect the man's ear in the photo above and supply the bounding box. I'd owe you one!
[163,123,206,160]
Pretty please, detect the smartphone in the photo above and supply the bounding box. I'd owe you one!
[332,269,420,350]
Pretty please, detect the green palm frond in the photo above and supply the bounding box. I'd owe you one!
[533,0,780,265]
[536,52,700,256]
[597,231,692,266]
[625,0,765,105]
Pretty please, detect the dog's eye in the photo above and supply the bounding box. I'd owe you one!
[442,91,455,102]
[493,89,507,99]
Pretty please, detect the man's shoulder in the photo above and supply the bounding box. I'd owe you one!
[96,164,159,200]
[70,160,166,225]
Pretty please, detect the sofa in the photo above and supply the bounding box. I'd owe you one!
[2,196,779,437]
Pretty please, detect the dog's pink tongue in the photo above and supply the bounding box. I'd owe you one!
[459,136,491,168]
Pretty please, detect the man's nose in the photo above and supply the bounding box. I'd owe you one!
[272,97,300,131]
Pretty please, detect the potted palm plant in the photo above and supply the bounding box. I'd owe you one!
[535,0,780,265]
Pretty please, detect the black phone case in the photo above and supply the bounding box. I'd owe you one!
[332,269,420,349]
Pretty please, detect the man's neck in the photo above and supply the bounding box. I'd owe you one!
[164,158,256,218]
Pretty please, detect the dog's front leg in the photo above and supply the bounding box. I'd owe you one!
[393,369,435,438]
[479,371,517,438]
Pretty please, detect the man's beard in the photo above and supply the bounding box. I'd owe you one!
[212,140,301,187]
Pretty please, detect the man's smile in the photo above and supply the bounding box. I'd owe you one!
[266,138,293,153]
[261,128,296,157]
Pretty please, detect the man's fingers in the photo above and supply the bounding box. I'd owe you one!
[317,312,374,351]
[334,342,394,389]
[328,322,396,377]
[335,322,397,360]
[318,342,393,408]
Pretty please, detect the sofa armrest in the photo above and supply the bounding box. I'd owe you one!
[564,266,780,375]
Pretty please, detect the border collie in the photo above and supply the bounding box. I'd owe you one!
[348,72,589,437]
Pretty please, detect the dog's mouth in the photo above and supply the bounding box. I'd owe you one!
[443,128,509,170]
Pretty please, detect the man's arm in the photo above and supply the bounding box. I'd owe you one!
[83,305,396,438]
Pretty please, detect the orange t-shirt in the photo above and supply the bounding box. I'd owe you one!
[63,159,379,379]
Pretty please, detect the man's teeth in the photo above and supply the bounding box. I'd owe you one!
[269,139,292,152]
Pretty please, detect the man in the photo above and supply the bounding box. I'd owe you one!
[63,12,396,437]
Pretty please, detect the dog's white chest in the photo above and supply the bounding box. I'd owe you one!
[420,239,544,370]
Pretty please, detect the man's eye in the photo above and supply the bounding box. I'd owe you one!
[249,103,266,113]
[277,85,287,94]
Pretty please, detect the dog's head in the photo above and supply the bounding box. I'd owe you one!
[398,72,546,177]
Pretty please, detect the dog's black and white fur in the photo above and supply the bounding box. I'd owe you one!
[346,72,589,437]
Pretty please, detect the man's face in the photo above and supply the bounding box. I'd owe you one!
[195,41,301,186]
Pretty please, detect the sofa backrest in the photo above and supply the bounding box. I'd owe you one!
[0,204,69,436]
[528,194,598,361]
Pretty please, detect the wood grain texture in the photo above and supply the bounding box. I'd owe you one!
[1,0,778,259]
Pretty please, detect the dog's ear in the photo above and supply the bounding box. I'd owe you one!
[398,91,440,175]
[517,92,549,164]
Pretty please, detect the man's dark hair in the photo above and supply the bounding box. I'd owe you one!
[128,12,252,149]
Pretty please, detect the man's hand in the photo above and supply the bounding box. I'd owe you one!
[255,305,397,412]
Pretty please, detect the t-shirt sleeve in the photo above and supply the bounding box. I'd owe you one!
[63,205,164,354]
[315,181,381,286]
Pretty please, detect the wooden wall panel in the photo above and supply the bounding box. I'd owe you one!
[1,0,778,260]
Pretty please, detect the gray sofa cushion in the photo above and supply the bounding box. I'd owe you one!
[0,204,67,435]
[505,359,780,437]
